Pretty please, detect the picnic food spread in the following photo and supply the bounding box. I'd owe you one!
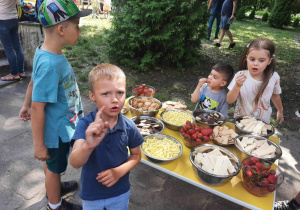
[126,84,283,203]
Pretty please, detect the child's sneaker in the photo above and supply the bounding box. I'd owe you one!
[295,111,300,118]
[228,42,236,49]
[214,43,221,47]
[47,199,82,210]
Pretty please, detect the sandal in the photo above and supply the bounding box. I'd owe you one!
[18,73,27,78]
[1,74,21,81]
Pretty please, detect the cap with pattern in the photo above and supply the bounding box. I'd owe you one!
[38,0,91,28]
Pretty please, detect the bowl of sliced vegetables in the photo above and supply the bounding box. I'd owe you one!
[141,134,183,164]
[160,109,195,131]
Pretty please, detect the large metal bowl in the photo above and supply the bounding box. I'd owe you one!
[190,144,241,186]
[234,134,282,163]
[128,96,162,117]
[141,134,183,164]
[193,109,226,126]
[160,109,195,131]
[131,116,165,136]
[234,115,275,138]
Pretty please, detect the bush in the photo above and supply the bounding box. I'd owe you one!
[249,10,255,19]
[293,18,300,27]
[236,6,247,20]
[106,0,208,71]
[262,12,269,22]
[269,0,293,29]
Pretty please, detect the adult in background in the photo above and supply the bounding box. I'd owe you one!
[0,0,26,81]
[207,0,225,40]
[214,0,237,49]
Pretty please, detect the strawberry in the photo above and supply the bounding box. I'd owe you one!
[203,136,210,142]
[133,88,138,92]
[243,160,251,167]
[186,125,191,130]
[250,157,259,164]
[262,170,270,178]
[270,170,276,175]
[209,134,213,140]
[144,89,149,94]
[186,121,192,125]
[192,123,196,129]
[261,178,270,188]
[180,128,185,134]
[268,175,278,184]
[142,84,146,88]
[197,133,203,139]
[246,169,252,176]
[263,162,271,170]
[204,126,210,130]
[188,129,196,135]
[183,125,188,131]
[148,88,154,93]
[196,138,202,142]
[255,162,264,171]
[192,133,198,140]
[267,185,276,192]
[139,88,144,94]
[201,129,210,136]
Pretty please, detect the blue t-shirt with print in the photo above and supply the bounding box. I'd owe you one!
[210,0,225,15]
[71,110,144,200]
[32,46,83,148]
[194,83,229,117]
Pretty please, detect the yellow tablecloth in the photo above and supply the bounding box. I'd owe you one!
[125,107,278,210]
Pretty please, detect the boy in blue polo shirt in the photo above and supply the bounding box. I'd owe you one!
[19,0,91,209]
[207,0,225,40]
[69,63,144,210]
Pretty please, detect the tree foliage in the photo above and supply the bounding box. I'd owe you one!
[236,6,247,20]
[106,0,208,71]
[268,0,293,29]
[262,12,269,22]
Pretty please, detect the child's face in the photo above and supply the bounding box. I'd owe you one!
[207,69,226,90]
[64,18,82,45]
[246,48,272,80]
[89,77,126,120]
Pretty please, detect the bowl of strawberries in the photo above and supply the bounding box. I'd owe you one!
[241,157,284,197]
[132,84,155,97]
[180,121,213,149]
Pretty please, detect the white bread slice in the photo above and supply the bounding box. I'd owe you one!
[213,156,225,175]
[207,148,223,156]
[201,156,213,173]
[223,156,236,174]
[241,137,249,147]
[254,139,267,147]
[203,153,214,170]
[244,144,257,153]
[236,138,245,150]
[254,145,276,157]
[252,141,270,154]
[253,121,265,134]
[243,121,256,132]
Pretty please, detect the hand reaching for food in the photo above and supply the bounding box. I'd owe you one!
[236,73,247,87]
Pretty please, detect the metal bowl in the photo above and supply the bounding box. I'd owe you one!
[131,116,165,136]
[160,109,195,131]
[211,123,237,146]
[193,109,226,126]
[141,134,183,164]
[128,96,162,117]
[234,115,275,138]
[234,134,282,163]
[190,144,241,186]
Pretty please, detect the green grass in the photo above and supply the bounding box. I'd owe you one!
[66,16,300,130]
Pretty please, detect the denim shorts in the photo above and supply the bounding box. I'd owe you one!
[82,190,130,210]
[220,15,231,30]
[46,138,70,174]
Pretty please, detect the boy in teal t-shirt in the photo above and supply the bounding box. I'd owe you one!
[19,0,91,209]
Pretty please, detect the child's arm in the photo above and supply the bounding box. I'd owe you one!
[96,146,141,188]
[191,78,207,103]
[69,107,109,168]
[19,78,33,122]
[271,94,284,124]
[227,74,247,104]
[31,101,50,161]
[208,0,213,10]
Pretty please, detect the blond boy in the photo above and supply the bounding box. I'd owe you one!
[69,63,144,210]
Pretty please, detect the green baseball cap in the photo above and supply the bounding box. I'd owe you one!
[38,0,91,28]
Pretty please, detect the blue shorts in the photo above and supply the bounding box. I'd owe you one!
[220,15,231,30]
[46,138,70,174]
[82,190,130,210]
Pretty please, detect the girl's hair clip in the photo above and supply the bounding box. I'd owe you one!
[272,54,276,58]
[247,43,250,48]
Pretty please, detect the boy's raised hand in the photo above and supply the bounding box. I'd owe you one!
[198,78,207,86]
[85,106,109,150]
[235,73,247,87]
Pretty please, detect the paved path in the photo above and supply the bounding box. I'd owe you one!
[0,79,299,210]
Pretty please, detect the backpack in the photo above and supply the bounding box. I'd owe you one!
[17,0,37,21]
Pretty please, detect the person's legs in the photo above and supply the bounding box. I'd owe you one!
[45,168,61,204]
[215,14,221,38]
[207,15,215,39]
[105,191,130,210]
[0,19,18,76]
[10,19,25,75]
[216,29,225,45]
[225,29,234,43]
